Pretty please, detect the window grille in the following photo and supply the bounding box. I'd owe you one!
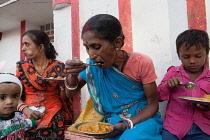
[40,23,54,42]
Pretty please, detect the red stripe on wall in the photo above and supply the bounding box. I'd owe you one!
[187,0,206,30]
[20,20,26,60]
[118,0,133,52]
[71,0,81,120]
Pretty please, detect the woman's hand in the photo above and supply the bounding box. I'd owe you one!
[65,57,87,77]
[167,77,182,89]
[93,123,127,139]
[22,107,43,120]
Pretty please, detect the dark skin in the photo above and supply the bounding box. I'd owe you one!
[168,45,210,111]
[65,31,159,139]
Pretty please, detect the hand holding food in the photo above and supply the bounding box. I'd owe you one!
[65,57,87,77]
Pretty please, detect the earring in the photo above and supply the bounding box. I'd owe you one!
[115,48,120,51]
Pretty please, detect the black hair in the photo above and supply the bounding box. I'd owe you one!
[22,30,58,59]
[81,14,125,45]
[176,29,209,55]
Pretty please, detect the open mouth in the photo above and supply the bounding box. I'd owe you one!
[95,62,104,66]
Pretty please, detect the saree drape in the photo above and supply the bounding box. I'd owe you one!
[80,59,162,140]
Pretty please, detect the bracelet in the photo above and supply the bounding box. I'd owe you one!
[64,76,78,90]
[126,119,133,129]
[118,119,134,129]
[17,103,28,112]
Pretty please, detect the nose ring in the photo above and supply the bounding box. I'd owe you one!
[93,54,97,57]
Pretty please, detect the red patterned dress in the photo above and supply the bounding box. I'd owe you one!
[16,59,72,140]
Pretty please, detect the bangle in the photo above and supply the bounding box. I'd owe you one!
[126,119,133,129]
[64,76,78,90]
[118,119,133,129]
[17,103,28,112]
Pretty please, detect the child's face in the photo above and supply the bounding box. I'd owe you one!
[178,45,207,73]
[0,83,21,117]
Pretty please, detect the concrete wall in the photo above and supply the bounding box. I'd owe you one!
[0,29,20,74]
[52,0,210,116]
[0,22,39,74]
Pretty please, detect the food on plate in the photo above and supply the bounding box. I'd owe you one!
[181,94,210,102]
[78,122,112,134]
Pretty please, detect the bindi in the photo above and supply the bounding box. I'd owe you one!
[86,41,88,45]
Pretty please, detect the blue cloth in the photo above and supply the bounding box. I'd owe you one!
[162,124,210,140]
[80,59,163,140]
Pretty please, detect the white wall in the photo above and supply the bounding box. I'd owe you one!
[206,0,210,34]
[53,5,72,63]
[0,29,20,74]
[26,22,39,31]
[0,21,39,74]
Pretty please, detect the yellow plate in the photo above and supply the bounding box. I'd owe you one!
[177,96,210,105]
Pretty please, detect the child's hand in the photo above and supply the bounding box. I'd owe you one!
[36,117,43,125]
[167,77,182,88]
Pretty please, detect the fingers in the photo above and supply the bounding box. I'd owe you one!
[196,104,210,111]
[65,57,86,76]
[113,123,127,131]
[94,123,126,139]
[168,77,182,88]
[29,111,43,120]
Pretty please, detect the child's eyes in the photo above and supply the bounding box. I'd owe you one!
[0,96,5,100]
[182,56,202,59]
[183,56,189,59]
[196,55,202,58]
[13,94,20,99]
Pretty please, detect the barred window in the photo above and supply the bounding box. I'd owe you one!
[40,23,54,42]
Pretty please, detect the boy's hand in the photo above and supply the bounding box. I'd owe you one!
[167,77,182,88]
[195,104,210,111]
